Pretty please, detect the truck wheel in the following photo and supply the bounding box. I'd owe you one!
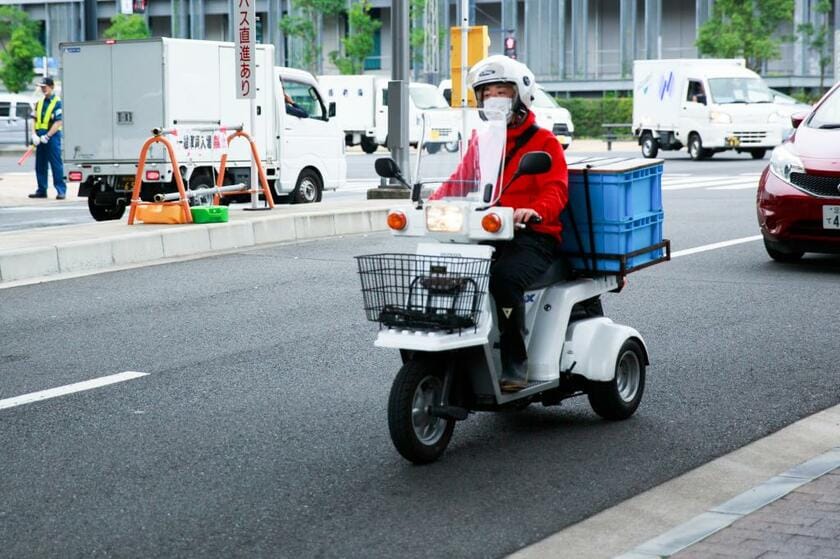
[641,133,659,158]
[291,169,322,204]
[360,136,378,154]
[750,149,767,160]
[687,134,709,161]
[87,194,125,221]
[424,142,441,154]
[587,339,646,421]
[764,239,804,262]
[188,173,215,206]
[444,138,460,153]
[388,359,455,464]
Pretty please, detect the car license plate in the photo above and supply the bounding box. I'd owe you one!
[824,205,840,229]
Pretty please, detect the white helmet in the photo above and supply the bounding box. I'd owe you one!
[468,55,536,118]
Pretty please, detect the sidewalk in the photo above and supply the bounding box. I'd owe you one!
[512,404,840,559]
[0,171,392,285]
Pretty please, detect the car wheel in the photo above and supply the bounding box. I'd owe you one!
[424,142,441,154]
[688,134,709,161]
[291,169,322,204]
[641,133,659,158]
[764,239,804,262]
[750,149,767,160]
[360,136,378,154]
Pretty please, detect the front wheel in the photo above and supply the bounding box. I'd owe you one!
[360,135,378,154]
[291,169,322,204]
[388,360,455,464]
[588,339,646,420]
[750,149,767,160]
[424,142,441,154]
[687,134,709,161]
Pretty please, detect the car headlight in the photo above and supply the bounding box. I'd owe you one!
[767,112,783,124]
[426,205,464,232]
[769,144,805,183]
[709,111,732,124]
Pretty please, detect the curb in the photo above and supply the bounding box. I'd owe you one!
[0,205,390,284]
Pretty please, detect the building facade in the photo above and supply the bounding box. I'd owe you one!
[14,0,840,95]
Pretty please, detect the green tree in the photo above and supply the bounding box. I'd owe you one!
[103,14,151,40]
[0,6,44,93]
[797,0,832,92]
[329,0,381,74]
[281,0,344,72]
[696,0,794,72]
[409,0,425,72]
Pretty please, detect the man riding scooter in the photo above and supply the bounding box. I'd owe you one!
[430,55,569,392]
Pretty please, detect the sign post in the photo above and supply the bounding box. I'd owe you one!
[236,0,260,209]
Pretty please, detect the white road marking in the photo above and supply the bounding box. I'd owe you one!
[671,235,763,258]
[0,371,148,411]
[707,183,758,191]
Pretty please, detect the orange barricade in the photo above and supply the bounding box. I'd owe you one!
[128,134,192,225]
[213,130,274,208]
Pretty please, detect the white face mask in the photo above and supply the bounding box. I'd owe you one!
[481,96,513,122]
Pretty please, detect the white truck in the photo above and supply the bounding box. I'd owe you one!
[318,74,458,154]
[60,38,346,220]
[438,79,575,149]
[633,58,785,160]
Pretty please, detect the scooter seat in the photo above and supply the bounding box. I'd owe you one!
[527,257,573,290]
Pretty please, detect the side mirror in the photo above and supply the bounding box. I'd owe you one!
[328,101,336,118]
[517,151,552,176]
[791,112,808,129]
[482,183,494,203]
[374,157,401,179]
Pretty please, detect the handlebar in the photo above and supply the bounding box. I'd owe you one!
[514,215,543,229]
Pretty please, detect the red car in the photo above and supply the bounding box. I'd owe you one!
[757,83,840,261]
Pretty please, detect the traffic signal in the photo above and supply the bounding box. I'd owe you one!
[504,36,517,59]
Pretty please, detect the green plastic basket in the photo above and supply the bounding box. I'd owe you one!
[190,206,229,224]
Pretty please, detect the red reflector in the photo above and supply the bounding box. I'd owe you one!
[145,170,161,181]
[68,171,83,181]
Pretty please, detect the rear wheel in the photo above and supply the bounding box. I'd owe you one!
[750,149,767,160]
[764,239,804,262]
[588,339,646,420]
[360,135,378,154]
[291,169,322,204]
[188,172,215,206]
[641,133,659,158]
[388,360,455,464]
[87,194,125,221]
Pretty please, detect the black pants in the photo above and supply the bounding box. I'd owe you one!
[487,231,558,363]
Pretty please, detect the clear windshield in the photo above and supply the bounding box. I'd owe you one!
[708,77,773,104]
[532,88,559,109]
[807,87,840,129]
[410,85,450,109]
[414,108,508,204]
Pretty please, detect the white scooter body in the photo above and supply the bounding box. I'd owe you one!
[374,201,648,406]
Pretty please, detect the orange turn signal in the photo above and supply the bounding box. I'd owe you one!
[387,211,407,231]
[481,213,502,233]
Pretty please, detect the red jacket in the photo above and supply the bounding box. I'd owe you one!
[430,111,568,240]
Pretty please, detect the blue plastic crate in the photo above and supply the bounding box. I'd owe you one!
[567,162,663,223]
[560,211,665,273]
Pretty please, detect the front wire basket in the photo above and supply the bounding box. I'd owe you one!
[355,253,492,333]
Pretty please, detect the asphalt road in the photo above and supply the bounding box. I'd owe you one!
[0,149,770,231]
[2,179,840,557]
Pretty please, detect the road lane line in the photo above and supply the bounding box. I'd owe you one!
[707,183,758,191]
[671,235,763,258]
[0,371,148,411]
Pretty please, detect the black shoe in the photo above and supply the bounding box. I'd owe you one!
[56,194,66,200]
[28,192,47,199]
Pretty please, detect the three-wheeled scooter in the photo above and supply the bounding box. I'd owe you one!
[356,109,669,464]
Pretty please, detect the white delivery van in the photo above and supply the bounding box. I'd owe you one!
[0,94,36,145]
[318,74,458,154]
[633,58,785,160]
[61,38,345,220]
[439,79,575,149]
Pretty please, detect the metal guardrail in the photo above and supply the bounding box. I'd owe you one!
[601,123,633,151]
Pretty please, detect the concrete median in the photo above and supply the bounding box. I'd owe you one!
[0,201,393,285]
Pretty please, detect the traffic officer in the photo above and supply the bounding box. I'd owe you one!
[28,76,66,200]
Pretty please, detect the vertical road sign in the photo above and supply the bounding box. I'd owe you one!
[236,0,256,100]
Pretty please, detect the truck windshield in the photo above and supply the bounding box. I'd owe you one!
[532,88,559,109]
[708,78,773,104]
[410,85,450,109]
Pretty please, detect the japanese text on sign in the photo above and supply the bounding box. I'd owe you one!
[236,0,255,99]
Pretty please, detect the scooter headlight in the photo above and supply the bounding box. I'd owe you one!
[426,205,464,232]
[709,111,732,124]
[769,144,805,183]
